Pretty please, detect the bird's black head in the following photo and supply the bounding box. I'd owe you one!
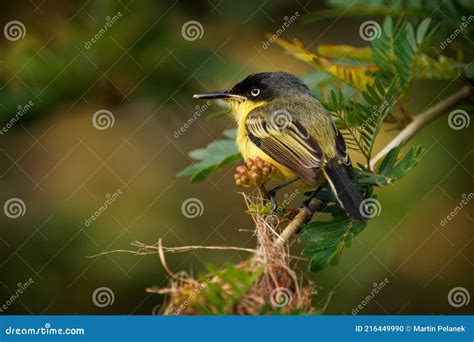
[193,72,311,102]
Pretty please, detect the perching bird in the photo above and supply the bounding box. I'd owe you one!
[193,72,366,221]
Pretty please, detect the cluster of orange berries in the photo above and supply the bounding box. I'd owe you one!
[234,157,277,188]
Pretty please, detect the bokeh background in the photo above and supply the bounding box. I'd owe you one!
[0,0,472,315]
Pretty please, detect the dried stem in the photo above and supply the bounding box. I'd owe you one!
[156,239,190,282]
[88,242,257,258]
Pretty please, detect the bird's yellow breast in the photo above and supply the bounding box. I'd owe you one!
[230,100,295,180]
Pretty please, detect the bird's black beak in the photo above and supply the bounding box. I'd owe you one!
[193,91,247,101]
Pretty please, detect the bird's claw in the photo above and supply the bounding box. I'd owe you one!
[268,189,277,207]
[234,157,277,188]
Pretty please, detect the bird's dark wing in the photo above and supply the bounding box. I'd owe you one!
[333,125,351,167]
[246,110,324,183]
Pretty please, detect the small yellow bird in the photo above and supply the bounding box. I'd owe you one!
[194,72,365,220]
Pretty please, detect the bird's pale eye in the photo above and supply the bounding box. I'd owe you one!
[250,88,260,97]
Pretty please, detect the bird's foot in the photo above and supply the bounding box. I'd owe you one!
[234,157,277,188]
[300,202,314,221]
[293,204,314,234]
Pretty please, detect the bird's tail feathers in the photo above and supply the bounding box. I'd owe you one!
[323,159,367,221]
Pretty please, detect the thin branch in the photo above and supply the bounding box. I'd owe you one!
[274,198,319,248]
[370,85,473,168]
[144,244,257,254]
[276,85,473,247]
[88,243,258,258]
[157,239,189,282]
[89,240,307,260]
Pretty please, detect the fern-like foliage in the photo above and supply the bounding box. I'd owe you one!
[306,0,474,48]
[326,80,396,166]
[300,214,367,272]
[357,145,424,186]
[317,45,464,81]
[320,17,436,167]
[272,36,377,91]
[372,17,432,92]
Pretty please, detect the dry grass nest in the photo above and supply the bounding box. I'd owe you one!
[146,191,319,315]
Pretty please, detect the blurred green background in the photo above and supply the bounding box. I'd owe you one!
[0,0,472,315]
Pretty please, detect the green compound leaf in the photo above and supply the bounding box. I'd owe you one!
[416,17,432,44]
[357,144,424,186]
[177,129,242,182]
[300,215,368,272]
